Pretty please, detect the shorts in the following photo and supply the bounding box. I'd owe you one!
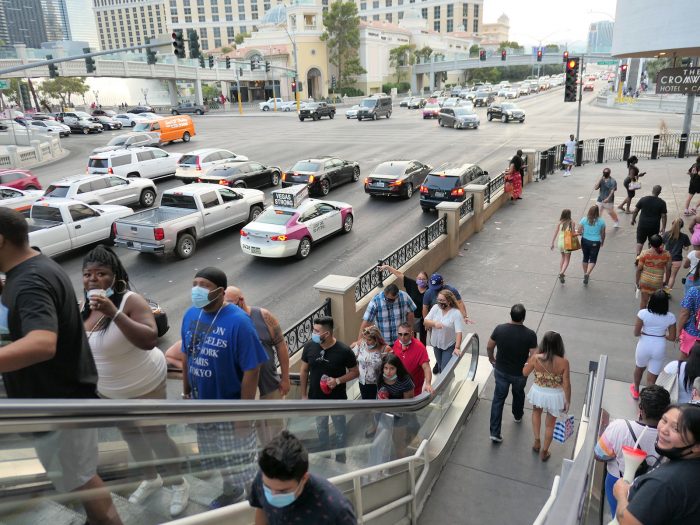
[581,237,601,264]
[635,336,667,375]
[689,179,700,195]
[679,329,700,356]
[195,422,258,487]
[597,201,614,210]
[636,227,658,246]
[33,429,99,492]
[626,189,636,199]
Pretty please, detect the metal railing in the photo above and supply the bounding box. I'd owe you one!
[484,172,506,204]
[459,194,474,219]
[355,215,447,302]
[283,298,331,358]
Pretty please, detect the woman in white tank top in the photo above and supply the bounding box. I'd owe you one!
[82,246,189,518]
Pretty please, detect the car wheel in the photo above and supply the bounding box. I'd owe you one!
[140,188,156,207]
[299,116,304,121]
[296,237,312,259]
[352,166,360,182]
[271,171,280,186]
[421,207,430,213]
[487,113,493,121]
[127,172,140,178]
[520,119,525,123]
[320,178,330,196]
[438,119,443,127]
[25,185,39,190]
[284,107,291,112]
[171,110,178,115]
[262,106,270,111]
[347,116,350,119]
[82,128,89,135]
[247,205,263,223]
[502,115,508,123]
[453,121,459,129]
[386,112,391,119]
[234,181,246,189]
[342,213,353,233]
[405,183,413,199]
[175,233,196,259]
[372,113,377,121]
[312,113,319,121]
[329,112,334,119]
[196,109,204,115]
[130,121,135,127]
[357,117,362,121]
[182,131,191,142]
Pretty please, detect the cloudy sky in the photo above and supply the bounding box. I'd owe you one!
[483,0,617,47]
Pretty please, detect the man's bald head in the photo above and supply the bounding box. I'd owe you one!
[224,286,242,305]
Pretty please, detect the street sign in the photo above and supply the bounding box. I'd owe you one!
[656,67,700,94]
[286,71,295,78]
[596,60,617,65]
[0,79,9,89]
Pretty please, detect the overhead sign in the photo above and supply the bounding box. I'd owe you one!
[0,80,9,89]
[596,60,617,65]
[656,67,700,94]
[272,184,308,208]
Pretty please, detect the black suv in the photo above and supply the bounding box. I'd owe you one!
[357,95,392,120]
[282,156,360,195]
[473,91,495,107]
[419,163,488,211]
[299,102,336,121]
[487,102,526,123]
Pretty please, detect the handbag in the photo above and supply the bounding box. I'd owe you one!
[553,414,575,444]
[563,226,581,251]
[629,181,642,190]
[148,300,170,337]
[655,360,681,403]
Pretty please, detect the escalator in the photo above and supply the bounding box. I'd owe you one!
[0,334,481,525]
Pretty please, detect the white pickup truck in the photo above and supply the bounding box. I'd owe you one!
[28,199,134,257]
[258,98,296,112]
[113,183,265,259]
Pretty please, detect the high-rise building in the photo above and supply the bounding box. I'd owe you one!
[93,0,169,52]
[354,0,483,35]
[63,0,100,50]
[42,0,70,42]
[587,20,614,54]
[1,0,49,48]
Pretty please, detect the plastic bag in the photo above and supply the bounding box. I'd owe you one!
[553,414,575,444]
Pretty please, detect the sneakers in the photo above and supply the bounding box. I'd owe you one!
[613,222,620,228]
[514,416,522,423]
[129,475,163,504]
[630,384,640,400]
[170,479,190,517]
[583,274,589,285]
[210,487,245,510]
[490,435,503,443]
[559,273,565,284]
[563,172,570,177]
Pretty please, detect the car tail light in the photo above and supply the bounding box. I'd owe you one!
[196,178,202,183]
[270,235,288,241]
[451,188,465,197]
[308,175,315,183]
[420,185,429,194]
[281,172,286,181]
[218,179,229,186]
[154,227,165,241]
[240,229,248,237]
[107,167,113,174]
[390,180,402,187]
[112,223,117,237]
[196,160,202,171]
[364,178,371,184]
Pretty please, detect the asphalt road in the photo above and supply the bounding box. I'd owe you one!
[32,85,685,348]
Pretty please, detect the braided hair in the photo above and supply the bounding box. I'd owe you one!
[81,245,131,331]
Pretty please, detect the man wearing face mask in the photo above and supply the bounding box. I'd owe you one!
[299,316,358,462]
[595,167,620,228]
[180,267,269,508]
[613,403,700,524]
[248,431,356,524]
[392,322,433,396]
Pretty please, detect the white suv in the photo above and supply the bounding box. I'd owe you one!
[87,147,180,180]
[43,174,158,208]
[175,148,248,183]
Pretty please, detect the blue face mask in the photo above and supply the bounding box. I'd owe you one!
[311,333,322,344]
[383,373,398,382]
[191,286,214,309]
[263,484,298,508]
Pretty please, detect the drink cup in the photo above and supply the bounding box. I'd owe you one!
[621,445,647,483]
[87,289,107,307]
[320,375,331,395]
[378,387,389,400]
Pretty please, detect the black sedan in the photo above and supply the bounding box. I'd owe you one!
[282,156,360,196]
[94,115,123,130]
[127,105,154,114]
[364,160,431,199]
[196,161,281,189]
[407,97,427,109]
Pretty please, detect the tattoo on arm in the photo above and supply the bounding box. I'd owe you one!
[263,309,285,346]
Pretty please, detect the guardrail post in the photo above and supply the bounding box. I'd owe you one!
[436,202,461,258]
[651,134,660,159]
[679,133,689,158]
[597,138,605,164]
[314,275,360,346]
[422,226,429,250]
[522,148,536,183]
[575,141,583,167]
[376,259,384,288]
[465,184,486,232]
[547,147,555,175]
[539,150,548,180]
[623,135,632,161]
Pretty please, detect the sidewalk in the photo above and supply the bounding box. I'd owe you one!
[418,157,692,525]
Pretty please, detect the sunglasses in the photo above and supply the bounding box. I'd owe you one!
[398,332,411,336]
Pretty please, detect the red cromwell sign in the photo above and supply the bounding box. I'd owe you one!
[656,67,700,94]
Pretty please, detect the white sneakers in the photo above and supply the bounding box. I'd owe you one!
[613,222,620,228]
[128,474,191,517]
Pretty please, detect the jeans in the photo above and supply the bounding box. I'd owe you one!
[605,472,619,518]
[581,237,601,264]
[489,368,527,437]
[433,343,455,373]
[359,382,378,400]
[315,415,347,450]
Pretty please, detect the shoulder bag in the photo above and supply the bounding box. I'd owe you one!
[654,360,681,403]
[563,224,581,251]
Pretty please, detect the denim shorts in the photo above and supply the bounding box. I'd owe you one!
[581,237,601,264]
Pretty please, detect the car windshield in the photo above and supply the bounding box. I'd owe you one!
[425,174,460,189]
[88,158,109,168]
[133,123,150,132]
[75,112,91,118]
[291,161,320,172]
[373,163,407,176]
[304,104,319,109]
[501,104,517,110]
[44,185,70,197]
[361,99,377,108]
[160,193,197,210]
[107,136,128,146]
[255,208,294,226]
[454,108,476,116]
[476,91,488,97]
[425,103,440,109]
[178,155,200,166]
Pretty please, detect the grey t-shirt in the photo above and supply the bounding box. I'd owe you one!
[597,176,617,203]
[250,307,280,396]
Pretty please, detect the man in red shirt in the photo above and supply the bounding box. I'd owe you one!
[392,323,434,396]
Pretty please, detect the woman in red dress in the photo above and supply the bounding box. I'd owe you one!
[506,165,522,200]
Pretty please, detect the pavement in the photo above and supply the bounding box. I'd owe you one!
[418,156,692,525]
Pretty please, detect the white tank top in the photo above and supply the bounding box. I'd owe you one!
[88,291,167,399]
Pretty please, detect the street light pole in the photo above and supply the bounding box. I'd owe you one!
[282,6,300,111]
[93,90,99,107]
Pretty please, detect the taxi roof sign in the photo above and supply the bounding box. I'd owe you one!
[272,184,309,208]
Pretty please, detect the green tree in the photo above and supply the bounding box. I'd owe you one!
[321,1,365,89]
[414,46,433,63]
[469,44,480,58]
[220,46,233,54]
[389,44,415,83]
[645,57,672,82]
[234,32,250,45]
[202,84,220,100]
[38,77,89,107]
[499,41,522,51]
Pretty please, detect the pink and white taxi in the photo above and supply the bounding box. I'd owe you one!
[240,184,354,259]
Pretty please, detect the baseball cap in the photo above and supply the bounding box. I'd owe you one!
[429,273,444,290]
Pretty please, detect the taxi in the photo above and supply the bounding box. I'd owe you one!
[240,184,353,259]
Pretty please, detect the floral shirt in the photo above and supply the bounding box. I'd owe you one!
[355,341,386,385]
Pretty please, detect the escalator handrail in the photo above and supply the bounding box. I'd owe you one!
[0,333,479,422]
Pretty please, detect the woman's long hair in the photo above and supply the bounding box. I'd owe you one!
[438,289,459,309]
[538,331,565,362]
[669,218,683,241]
[559,209,573,230]
[586,205,600,226]
[81,245,131,332]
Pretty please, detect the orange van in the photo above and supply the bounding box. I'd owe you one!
[133,115,196,144]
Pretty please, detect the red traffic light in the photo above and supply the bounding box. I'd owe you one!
[567,59,577,70]
[291,81,297,91]
[620,64,628,71]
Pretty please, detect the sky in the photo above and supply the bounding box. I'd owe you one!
[483,0,618,48]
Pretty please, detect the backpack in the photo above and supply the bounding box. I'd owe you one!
[621,420,660,479]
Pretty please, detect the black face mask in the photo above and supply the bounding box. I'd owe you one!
[655,442,695,460]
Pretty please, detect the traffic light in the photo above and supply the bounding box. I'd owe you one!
[172,30,186,59]
[479,49,486,61]
[537,49,543,62]
[46,55,59,78]
[239,67,243,77]
[250,59,257,70]
[562,51,569,63]
[225,57,231,69]
[265,60,271,72]
[199,55,205,68]
[187,29,201,59]
[208,55,214,68]
[145,38,157,65]
[620,63,628,82]
[291,80,296,92]
[501,49,506,61]
[331,75,336,89]
[83,47,96,73]
[19,83,30,109]
[564,57,579,102]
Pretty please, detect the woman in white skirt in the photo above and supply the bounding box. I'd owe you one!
[523,331,572,462]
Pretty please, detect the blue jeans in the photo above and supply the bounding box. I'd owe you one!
[489,368,527,437]
[605,472,619,518]
[433,343,455,373]
[315,415,347,451]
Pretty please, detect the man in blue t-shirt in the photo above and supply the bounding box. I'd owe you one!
[181,267,269,509]
[422,273,469,320]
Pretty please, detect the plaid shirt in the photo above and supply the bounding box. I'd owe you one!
[363,290,416,343]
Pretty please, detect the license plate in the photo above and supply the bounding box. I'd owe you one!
[376,182,385,187]
[127,241,141,250]
[251,246,261,254]
[434,191,445,198]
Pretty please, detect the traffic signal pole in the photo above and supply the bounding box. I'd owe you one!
[576,54,585,142]
[235,65,243,115]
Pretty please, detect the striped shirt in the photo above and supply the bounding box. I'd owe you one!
[363,291,416,343]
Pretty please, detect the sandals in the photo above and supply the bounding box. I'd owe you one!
[541,450,551,462]
[532,439,541,453]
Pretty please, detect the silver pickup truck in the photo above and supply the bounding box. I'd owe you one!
[113,183,265,259]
